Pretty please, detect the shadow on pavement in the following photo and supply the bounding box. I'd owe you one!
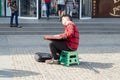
[0,69,40,78]
[69,61,113,73]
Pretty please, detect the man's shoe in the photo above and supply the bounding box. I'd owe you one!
[10,25,14,27]
[17,25,22,28]
[45,59,58,64]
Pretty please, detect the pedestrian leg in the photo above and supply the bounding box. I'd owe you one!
[10,13,14,27]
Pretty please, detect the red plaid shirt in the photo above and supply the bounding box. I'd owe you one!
[60,22,80,50]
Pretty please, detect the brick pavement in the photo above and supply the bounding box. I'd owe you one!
[10,52,120,80]
[0,34,120,80]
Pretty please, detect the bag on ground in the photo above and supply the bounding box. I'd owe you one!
[34,52,52,62]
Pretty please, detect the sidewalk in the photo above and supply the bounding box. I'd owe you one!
[1,17,120,24]
[0,34,120,80]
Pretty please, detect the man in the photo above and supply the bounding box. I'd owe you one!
[43,0,51,20]
[54,0,66,21]
[9,0,21,28]
[66,0,76,16]
[43,14,80,64]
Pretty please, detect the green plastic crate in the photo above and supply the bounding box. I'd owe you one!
[59,50,80,66]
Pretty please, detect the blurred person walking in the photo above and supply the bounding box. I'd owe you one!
[54,0,66,21]
[43,0,51,20]
[66,0,76,17]
[9,0,21,28]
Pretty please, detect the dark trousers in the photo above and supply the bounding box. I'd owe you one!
[49,40,73,60]
[10,11,18,26]
[45,2,50,18]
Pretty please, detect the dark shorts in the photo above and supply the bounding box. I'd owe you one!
[57,4,65,11]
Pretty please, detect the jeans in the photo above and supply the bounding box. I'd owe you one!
[49,40,73,60]
[45,2,50,18]
[10,11,18,26]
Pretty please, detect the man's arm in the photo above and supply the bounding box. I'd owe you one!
[53,0,57,7]
[10,6,15,10]
[10,4,18,11]
[73,0,76,6]
[7,2,11,7]
[43,34,64,40]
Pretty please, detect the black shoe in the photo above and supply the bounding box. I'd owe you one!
[10,25,14,27]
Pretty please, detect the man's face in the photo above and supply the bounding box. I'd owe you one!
[62,17,66,25]
[62,17,69,25]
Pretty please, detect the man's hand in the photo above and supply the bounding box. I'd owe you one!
[43,35,51,40]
